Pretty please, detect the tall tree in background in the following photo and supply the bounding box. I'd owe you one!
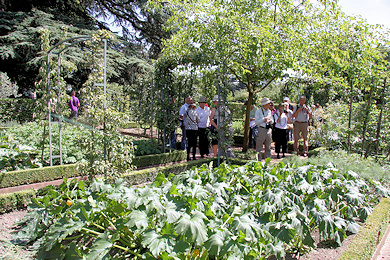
[159,0,343,152]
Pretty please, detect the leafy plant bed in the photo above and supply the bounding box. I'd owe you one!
[12,160,389,259]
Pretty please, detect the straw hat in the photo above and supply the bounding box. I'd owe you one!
[199,96,207,103]
[212,95,223,102]
[261,97,271,106]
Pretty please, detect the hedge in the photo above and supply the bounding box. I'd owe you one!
[0,189,36,214]
[339,198,390,260]
[0,150,187,189]
[0,164,79,189]
[132,150,187,168]
[0,157,220,213]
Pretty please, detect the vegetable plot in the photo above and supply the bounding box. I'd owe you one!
[15,161,389,259]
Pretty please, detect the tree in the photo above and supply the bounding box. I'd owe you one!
[158,0,343,152]
[304,13,388,154]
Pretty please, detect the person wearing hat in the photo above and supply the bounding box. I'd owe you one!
[196,96,211,158]
[209,95,235,158]
[292,95,312,156]
[179,96,193,150]
[184,102,200,161]
[255,97,274,160]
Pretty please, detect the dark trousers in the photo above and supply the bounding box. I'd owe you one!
[198,128,209,156]
[186,130,198,159]
[274,128,289,154]
[181,126,187,150]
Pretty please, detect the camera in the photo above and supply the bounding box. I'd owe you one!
[284,109,288,114]
[266,123,272,129]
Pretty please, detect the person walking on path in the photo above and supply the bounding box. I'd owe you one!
[184,102,200,161]
[67,90,80,120]
[179,96,193,150]
[196,96,211,158]
[274,103,291,159]
[255,97,274,161]
[292,95,312,157]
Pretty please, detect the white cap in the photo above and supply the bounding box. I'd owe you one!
[283,97,289,102]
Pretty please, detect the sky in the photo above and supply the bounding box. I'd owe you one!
[337,0,390,29]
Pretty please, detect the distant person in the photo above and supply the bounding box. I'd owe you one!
[196,96,211,158]
[244,100,258,149]
[292,95,312,157]
[283,96,294,141]
[255,97,274,161]
[184,102,199,161]
[48,92,57,121]
[179,96,193,150]
[274,103,291,158]
[67,90,80,119]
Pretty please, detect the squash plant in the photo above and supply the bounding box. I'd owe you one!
[14,161,389,259]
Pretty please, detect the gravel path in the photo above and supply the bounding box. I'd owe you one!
[0,209,35,259]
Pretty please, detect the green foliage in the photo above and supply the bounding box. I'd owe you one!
[0,136,41,172]
[282,149,390,184]
[0,164,78,189]
[310,101,390,159]
[0,98,39,124]
[0,72,18,98]
[133,139,162,156]
[14,161,389,259]
[339,198,390,260]
[0,189,36,214]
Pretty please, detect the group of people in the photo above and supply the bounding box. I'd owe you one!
[48,90,80,121]
[250,95,312,160]
[179,95,235,161]
[178,94,313,161]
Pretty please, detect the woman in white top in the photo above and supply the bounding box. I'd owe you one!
[184,102,200,160]
[273,103,291,158]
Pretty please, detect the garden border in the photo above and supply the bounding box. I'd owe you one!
[0,150,186,189]
[339,198,390,260]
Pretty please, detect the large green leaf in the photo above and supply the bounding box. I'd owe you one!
[142,230,174,257]
[232,214,260,242]
[175,211,208,246]
[126,210,149,230]
[86,232,113,260]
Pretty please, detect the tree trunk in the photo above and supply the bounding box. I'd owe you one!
[374,78,387,156]
[347,80,353,154]
[361,82,373,156]
[242,90,254,152]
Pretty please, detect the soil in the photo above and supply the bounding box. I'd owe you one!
[0,209,356,259]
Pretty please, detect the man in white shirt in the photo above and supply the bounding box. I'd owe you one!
[196,96,211,158]
[179,96,193,150]
[292,95,312,156]
[255,97,274,161]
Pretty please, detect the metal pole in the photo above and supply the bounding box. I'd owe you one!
[150,78,154,143]
[103,39,107,161]
[58,53,63,165]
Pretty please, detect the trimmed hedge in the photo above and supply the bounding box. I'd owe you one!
[132,150,187,168]
[0,164,79,189]
[0,189,36,214]
[0,157,220,213]
[0,151,187,189]
[339,198,390,260]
